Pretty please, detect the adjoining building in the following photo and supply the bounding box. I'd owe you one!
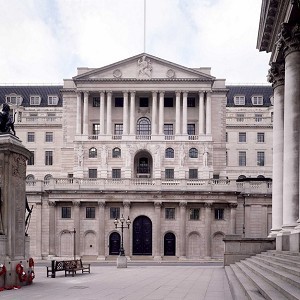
[0,53,272,260]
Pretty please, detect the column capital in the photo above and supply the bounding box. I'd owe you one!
[159,91,165,96]
[198,91,204,95]
[179,201,187,208]
[267,62,285,88]
[106,90,112,95]
[277,23,300,57]
[123,201,131,208]
[130,90,136,95]
[204,202,213,208]
[229,203,238,209]
[83,91,89,97]
[72,201,81,207]
[122,90,129,95]
[152,90,158,95]
[76,91,82,96]
[175,90,181,96]
[48,201,56,207]
[154,201,162,208]
[99,91,105,96]
[98,201,106,208]
[182,91,188,97]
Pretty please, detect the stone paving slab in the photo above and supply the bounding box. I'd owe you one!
[0,265,233,300]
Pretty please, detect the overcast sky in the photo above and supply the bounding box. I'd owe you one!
[0,0,271,84]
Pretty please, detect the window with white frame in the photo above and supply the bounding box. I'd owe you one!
[45,132,53,142]
[238,132,246,143]
[30,95,41,105]
[27,132,35,142]
[234,95,245,105]
[252,95,263,105]
[255,114,263,122]
[110,207,120,219]
[45,151,53,165]
[236,113,244,122]
[112,168,121,179]
[189,168,198,179]
[257,132,265,143]
[48,95,59,105]
[6,94,23,105]
[165,148,174,158]
[86,207,96,219]
[239,151,246,166]
[28,151,35,165]
[62,207,71,219]
[257,151,265,166]
[189,148,198,158]
[215,208,224,220]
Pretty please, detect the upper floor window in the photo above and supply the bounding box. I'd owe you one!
[187,124,195,135]
[189,148,198,158]
[164,98,173,107]
[45,151,53,165]
[86,207,96,219]
[165,168,174,179]
[255,114,263,122]
[93,123,100,135]
[238,132,246,143]
[112,168,121,179]
[189,208,200,220]
[28,151,35,166]
[189,168,198,179]
[139,97,149,107]
[252,95,263,105]
[239,151,246,166]
[187,97,196,107]
[215,208,224,220]
[110,207,120,219]
[26,174,35,181]
[115,97,123,107]
[89,168,97,178]
[164,124,173,135]
[257,132,265,143]
[236,113,244,122]
[137,117,151,136]
[93,97,100,107]
[48,95,59,105]
[234,95,245,105]
[44,174,53,181]
[114,124,123,136]
[89,147,97,158]
[30,95,41,105]
[165,147,174,158]
[6,94,23,105]
[165,208,175,219]
[226,132,228,142]
[62,207,71,219]
[257,151,265,166]
[27,132,35,142]
[45,132,53,142]
[112,147,121,158]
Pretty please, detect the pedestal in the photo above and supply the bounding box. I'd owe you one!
[116,255,127,268]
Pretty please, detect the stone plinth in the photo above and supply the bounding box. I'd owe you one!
[116,255,127,268]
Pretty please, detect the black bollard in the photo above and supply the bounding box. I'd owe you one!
[51,260,55,278]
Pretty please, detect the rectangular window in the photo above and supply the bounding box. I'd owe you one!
[189,169,198,179]
[27,132,35,142]
[187,124,195,135]
[110,207,120,219]
[252,96,263,105]
[239,151,246,166]
[189,208,200,220]
[165,208,175,220]
[164,97,173,107]
[255,114,263,122]
[164,124,173,135]
[236,113,244,122]
[45,151,53,166]
[114,124,123,135]
[139,97,149,107]
[30,95,41,105]
[6,95,23,105]
[187,97,196,107]
[115,97,123,107]
[165,168,174,179]
[89,168,97,178]
[86,207,96,219]
[234,96,245,105]
[62,207,71,219]
[93,97,100,107]
[48,95,58,105]
[93,123,100,135]
[257,151,265,166]
[238,132,246,143]
[45,132,53,142]
[257,132,265,143]
[28,151,35,165]
[215,208,224,220]
[112,168,121,179]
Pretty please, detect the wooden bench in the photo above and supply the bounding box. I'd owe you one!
[46,259,90,278]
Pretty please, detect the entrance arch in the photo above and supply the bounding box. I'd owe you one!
[84,231,97,256]
[109,232,120,255]
[132,216,152,255]
[164,232,176,256]
[212,232,225,258]
[134,150,153,178]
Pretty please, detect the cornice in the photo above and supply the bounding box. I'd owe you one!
[73,78,214,83]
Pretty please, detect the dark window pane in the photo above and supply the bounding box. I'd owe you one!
[110,207,120,219]
[62,207,71,219]
[164,98,173,107]
[115,97,123,107]
[215,208,224,220]
[139,97,149,107]
[86,207,96,219]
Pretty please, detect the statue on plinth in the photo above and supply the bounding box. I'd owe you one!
[0,103,16,136]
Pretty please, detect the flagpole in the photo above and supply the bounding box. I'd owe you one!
[144,0,146,52]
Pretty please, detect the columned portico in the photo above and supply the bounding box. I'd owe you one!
[130,91,136,135]
[76,92,82,135]
[158,91,165,135]
[123,91,129,135]
[100,91,105,135]
[206,91,212,135]
[175,91,181,135]
[151,91,158,135]
[106,91,112,135]
[199,91,205,135]
[83,92,89,135]
[182,92,188,135]
[48,201,56,257]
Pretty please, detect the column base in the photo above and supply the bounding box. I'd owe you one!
[153,256,162,261]
[290,228,300,252]
[276,230,291,251]
[179,256,187,261]
[268,229,281,238]
[97,255,106,261]
[117,255,127,268]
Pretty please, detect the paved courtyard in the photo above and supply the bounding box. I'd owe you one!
[0,264,233,300]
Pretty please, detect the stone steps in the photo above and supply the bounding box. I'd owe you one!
[225,251,300,300]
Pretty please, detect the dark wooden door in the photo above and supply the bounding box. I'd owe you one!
[132,216,152,255]
[164,232,176,256]
[109,232,120,255]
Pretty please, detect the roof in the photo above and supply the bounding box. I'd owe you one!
[0,85,63,107]
[226,85,273,107]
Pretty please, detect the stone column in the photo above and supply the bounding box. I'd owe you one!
[204,202,212,258]
[182,92,188,135]
[123,91,129,135]
[154,201,162,260]
[76,92,82,135]
[73,201,81,256]
[175,91,181,135]
[179,201,187,259]
[152,91,158,135]
[158,91,165,135]
[100,91,105,135]
[106,91,112,135]
[123,201,131,257]
[83,91,89,136]
[229,203,238,234]
[206,91,212,135]
[35,202,42,259]
[199,91,205,135]
[130,91,136,135]
[48,201,56,256]
[267,62,285,236]
[97,201,106,260]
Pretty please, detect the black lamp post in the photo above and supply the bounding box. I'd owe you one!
[114,215,131,256]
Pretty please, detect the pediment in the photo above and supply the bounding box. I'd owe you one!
[73,53,215,82]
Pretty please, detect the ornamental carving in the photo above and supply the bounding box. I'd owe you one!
[154,201,162,208]
[98,201,106,208]
[179,201,187,207]
[113,69,122,78]
[267,62,285,87]
[12,153,26,179]
[73,201,81,207]
[229,203,238,209]
[204,202,213,208]
[277,23,300,57]
[123,201,131,208]
[137,55,152,78]
[166,69,176,78]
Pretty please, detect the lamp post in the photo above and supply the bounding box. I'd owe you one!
[114,215,131,256]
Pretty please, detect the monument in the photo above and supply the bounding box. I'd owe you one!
[0,104,34,288]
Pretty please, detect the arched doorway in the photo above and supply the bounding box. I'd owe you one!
[60,232,72,257]
[132,216,152,255]
[212,232,225,258]
[134,150,153,178]
[187,232,201,259]
[109,232,120,255]
[84,231,97,256]
[164,232,176,256]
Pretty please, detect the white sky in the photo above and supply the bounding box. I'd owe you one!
[0,0,271,84]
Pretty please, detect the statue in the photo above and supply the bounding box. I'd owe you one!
[138,55,152,78]
[77,145,84,167]
[203,145,209,167]
[0,103,16,135]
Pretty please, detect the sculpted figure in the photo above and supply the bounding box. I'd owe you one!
[0,103,16,135]
[138,55,152,77]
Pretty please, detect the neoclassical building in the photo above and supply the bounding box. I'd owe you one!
[0,54,272,260]
[257,0,300,251]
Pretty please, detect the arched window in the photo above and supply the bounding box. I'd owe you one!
[89,147,97,158]
[238,175,246,180]
[26,174,35,181]
[189,148,198,158]
[257,175,265,179]
[165,148,174,158]
[44,174,53,181]
[136,117,151,136]
[112,147,121,158]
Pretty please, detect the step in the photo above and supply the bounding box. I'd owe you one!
[241,260,300,300]
[258,253,300,269]
[255,255,300,277]
[266,251,300,262]
[236,261,289,300]
[225,265,264,300]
